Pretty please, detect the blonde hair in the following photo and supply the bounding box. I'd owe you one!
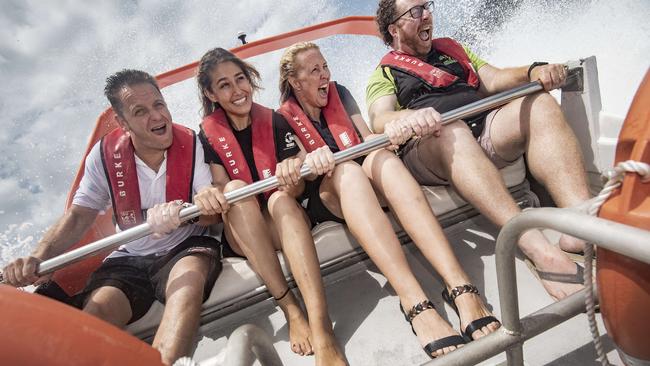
[278,42,321,103]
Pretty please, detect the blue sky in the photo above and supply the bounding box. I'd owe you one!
[0,0,648,266]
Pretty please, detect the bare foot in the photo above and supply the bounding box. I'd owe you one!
[519,230,584,301]
[312,329,348,366]
[449,289,500,340]
[288,312,313,356]
[277,292,313,356]
[405,303,464,358]
[558,233,586,254]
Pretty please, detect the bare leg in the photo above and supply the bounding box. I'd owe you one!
[490,93,591,208]
[320,161,461,357]
[489,93,591,254]
[267,191,347,366]
[223,180,312,356]
[83,286,132,327]
[363,149,499,339]
[414,119,582,300]
[152,254,212,365]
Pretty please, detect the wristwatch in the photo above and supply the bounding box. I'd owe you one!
[527,62,549,80]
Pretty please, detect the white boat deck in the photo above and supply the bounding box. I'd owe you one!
[190,215,623,366]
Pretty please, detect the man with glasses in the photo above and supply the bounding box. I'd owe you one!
[366,0,592,301]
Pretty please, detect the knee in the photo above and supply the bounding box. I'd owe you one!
[84,297,130,325]
[336,162,372,187]
[335,161,364,177]
[438,120,474,142]
[268,190,291,203]
[267,191,299,214]
[531,91,558,108]
[223,179,247,193]
[224,179,258,207]
[364,149,404,174]
[423,121,477,158]
[367,148,393,161]
[364,148,390,168]
[167,261,210,299]
[528,92,564,123]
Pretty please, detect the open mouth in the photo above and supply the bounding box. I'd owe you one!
[232,96,247,106]
[151,124,167,136]
[317,84,328,99]
[418,26,431,41]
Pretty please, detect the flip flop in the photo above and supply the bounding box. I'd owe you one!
[524,258,585,284]
[561,249,597,267]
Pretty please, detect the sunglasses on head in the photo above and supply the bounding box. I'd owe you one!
[391,1,435,24]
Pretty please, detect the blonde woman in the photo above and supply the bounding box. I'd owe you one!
[276,42,500,359]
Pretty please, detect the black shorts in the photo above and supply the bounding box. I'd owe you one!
[466,110,491,138]
[301,156,366,226]
[220,230,246,258]
[302,175,345,227]
[78,235,222,324]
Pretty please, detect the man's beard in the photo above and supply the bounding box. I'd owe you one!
[404,36,431,58]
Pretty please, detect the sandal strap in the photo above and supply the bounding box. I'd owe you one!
[447,284,479,302]
[463,315,500,341]
[536,262,585,284]
[402,300,435,323]
[423,335,466,358]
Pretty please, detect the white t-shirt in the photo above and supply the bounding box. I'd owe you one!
[73,135,213,258]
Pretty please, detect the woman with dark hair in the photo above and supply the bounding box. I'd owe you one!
[192,47,347,366]
[277,42,500,359]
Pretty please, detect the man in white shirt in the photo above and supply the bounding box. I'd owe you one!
[2,69,220,365]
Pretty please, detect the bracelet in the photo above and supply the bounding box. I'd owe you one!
[175,200,200,225]
[527,61,549,80]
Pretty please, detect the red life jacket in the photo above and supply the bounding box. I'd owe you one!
[100,123,195,230]
[380,38,479,89]
[278,81,361,153]
[201,103,277,197]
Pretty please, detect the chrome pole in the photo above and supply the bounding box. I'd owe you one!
[423,208,650,366]
[0,81,544,282]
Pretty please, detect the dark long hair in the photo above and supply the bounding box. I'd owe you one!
[197,47,261,117]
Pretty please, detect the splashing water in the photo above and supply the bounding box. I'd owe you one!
[0,0,647,267]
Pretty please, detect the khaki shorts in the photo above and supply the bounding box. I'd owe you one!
[401,108,518,186]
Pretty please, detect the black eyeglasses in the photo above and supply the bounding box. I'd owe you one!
[391,1,435,23]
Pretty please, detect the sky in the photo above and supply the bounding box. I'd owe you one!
[0,0,648,266]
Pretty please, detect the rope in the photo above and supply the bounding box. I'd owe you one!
[584,160,650,366]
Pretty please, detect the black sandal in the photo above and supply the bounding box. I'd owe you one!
[442,284,500,342]
[400,300,466,358]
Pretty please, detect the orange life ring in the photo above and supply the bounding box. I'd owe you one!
[0,284,164,366]
[597,69,650,361]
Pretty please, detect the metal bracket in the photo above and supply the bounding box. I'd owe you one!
[562,59,585,92]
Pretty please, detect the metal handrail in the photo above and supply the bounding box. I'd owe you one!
[0,80,545,283]
[423,207,650,366]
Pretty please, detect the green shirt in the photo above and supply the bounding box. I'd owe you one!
[365,45,487,110]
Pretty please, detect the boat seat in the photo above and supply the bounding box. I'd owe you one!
[126,157,528,338]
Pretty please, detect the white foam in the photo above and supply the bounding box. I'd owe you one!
[0,0,647,266]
